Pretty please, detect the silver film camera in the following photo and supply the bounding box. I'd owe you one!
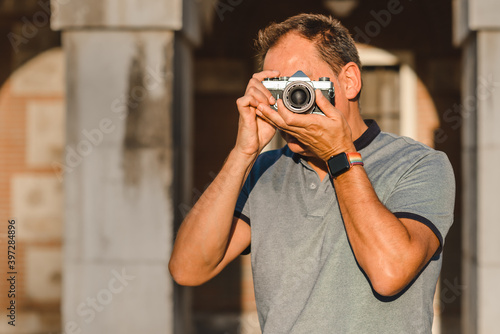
[262,70,334,115]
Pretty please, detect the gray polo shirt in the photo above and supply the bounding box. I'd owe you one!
[235,120,455,333]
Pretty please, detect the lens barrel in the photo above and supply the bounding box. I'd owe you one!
[283,81,316,114]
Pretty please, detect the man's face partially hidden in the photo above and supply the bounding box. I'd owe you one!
[263,32,349,158]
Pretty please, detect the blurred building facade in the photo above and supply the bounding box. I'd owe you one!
[0,0,499,333]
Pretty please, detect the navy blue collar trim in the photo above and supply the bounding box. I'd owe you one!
[354,119,381,151]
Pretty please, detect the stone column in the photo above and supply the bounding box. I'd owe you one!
[50,1,190,332]
[454,1,500,333]
[475,30,500,334]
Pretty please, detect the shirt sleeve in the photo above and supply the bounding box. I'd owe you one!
[234,176,251,226]
[384,151,456,255]
[234,177,251,255]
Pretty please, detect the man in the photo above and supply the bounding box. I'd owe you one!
[169,14,455,333]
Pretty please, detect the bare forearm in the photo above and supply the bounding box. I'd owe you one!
[169,149,255,282]
[334,166,434,295]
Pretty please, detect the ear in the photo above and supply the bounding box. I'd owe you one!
[340,62,362,100]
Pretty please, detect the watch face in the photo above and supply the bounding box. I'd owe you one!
[327,153,350,178]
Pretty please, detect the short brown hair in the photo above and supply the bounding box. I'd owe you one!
[255,14,361,75]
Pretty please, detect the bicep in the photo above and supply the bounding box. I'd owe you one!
[385,152,455,254]
[400,217,440,271]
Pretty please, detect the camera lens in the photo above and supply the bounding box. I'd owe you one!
[290,88,308,106]
[283,81,316,114]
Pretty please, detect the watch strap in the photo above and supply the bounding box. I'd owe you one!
[347,152,363,166]
[327,152,363,179]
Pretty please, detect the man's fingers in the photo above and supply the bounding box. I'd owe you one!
[258,99,313,131]
[252,70,280,82]
[236,96,260,114]
[257,101,307,140]
[256,103,279,126]
[315,89,338,119]
[246,85,275,106]
[245,72,279,106]
[274,99,322,128]
[236,95,255,108]
[257,100,289,129]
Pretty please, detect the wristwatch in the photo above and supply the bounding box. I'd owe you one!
[327,152,363,179]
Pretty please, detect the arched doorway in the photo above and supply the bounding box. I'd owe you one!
[0,47,65,333]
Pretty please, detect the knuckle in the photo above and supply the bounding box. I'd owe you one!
[284,117,294,125]
[236,96,245,105]
[309,123,320,132]
[282,113,294,124]
[246,86,258,96]
[249,78,261,86]
[252,72,262,79]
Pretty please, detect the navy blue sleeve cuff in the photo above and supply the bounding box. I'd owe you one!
[394,212,444,256]
[234,211,250,226]
[234,211,251,255]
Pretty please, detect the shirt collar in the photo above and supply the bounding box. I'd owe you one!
[354,119,381,151]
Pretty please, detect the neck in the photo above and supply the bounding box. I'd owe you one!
[346,103,368,142]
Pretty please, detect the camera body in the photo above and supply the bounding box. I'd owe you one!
[262,70,335,115]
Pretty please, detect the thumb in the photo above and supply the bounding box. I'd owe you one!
[315,89,338,119]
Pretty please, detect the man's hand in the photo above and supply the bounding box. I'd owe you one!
[234,70,280,159]
[169,71,282,286]
[256,89,356,161]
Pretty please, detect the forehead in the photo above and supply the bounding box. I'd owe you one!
[263,32,334,79]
